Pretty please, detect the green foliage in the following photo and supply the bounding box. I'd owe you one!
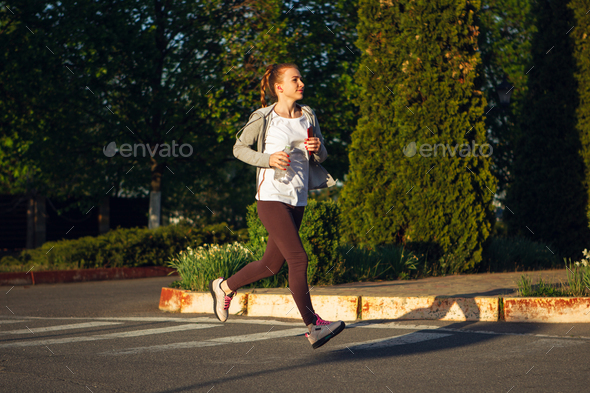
[490,219,509,238]
[478,236,563,273]
[504,0,590,259]
[517,260,590,297]
[0,223,247,272]
[166,242,252,292]
[336,243,420,282]
[244,199,342,286]
[478,0,537,195]
[0,0,361,231]
[563,258,590,297]
[340,0,495,272]
[569,0,590,229]
[516,275,566,297]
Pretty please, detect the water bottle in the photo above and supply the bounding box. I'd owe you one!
[274,145,294,183]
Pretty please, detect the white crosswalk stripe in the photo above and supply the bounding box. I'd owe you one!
[101,340,223,356]
[0,324,220,349]
[12,316,303,326]
[0,320,28,325]
[99,327,306,356]
[208,327,305,343]
[0,322,122,335]
[2,316,515,356]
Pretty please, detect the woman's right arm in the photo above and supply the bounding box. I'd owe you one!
[233,112,273,168]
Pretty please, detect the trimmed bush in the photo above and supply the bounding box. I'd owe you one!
[336,243,420,282]
[0,221,248,272]
[478,236,562,273]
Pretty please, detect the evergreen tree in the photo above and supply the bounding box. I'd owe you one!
[478,0,537,196]
[570,0,590,233]
[339,0,496,271]
[504,0,590,258]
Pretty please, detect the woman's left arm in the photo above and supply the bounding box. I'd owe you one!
[310,110,328,164]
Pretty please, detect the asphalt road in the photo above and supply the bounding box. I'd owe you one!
[1,277,589,392]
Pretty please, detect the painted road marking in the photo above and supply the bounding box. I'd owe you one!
[98,327,306,356]
[332,331,453,352]
[0,320,28,324]
[352,321,443,330]
[4,316,590,341]
[0,322,123,335]
[99,340,223,355]
[14,316,304,326]
[0,324,220,349]
[208,327,304,343]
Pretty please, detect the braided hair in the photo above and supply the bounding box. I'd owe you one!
[260,63,299,108]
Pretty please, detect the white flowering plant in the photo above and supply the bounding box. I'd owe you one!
[518,249,590,297]
[167,241,254,292]
[562,249,590,296]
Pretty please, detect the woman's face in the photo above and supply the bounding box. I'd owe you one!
[276,68,305,99]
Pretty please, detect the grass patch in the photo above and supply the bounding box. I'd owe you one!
[516,256,590,297]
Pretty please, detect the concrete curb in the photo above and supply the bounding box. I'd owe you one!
[159,288,590,323]
[361,296,499,322]
[247,293,358,321]
[503,297,590,322]
[0,267,178,286]
[158,287,248,316]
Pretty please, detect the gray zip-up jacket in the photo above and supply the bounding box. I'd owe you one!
[233,102,337,193]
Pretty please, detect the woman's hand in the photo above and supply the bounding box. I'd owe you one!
[269,151,290,171]
[305,137,321,153]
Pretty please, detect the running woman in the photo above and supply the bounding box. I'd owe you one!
[209,63,345,350]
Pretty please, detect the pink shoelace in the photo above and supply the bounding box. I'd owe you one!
[314,313,331,325]
[305,313,331,338]
[219,277,235,310]
[223,292,235,310]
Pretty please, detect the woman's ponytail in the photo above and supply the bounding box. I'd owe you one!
[260,65,274,108]
[260,63,299,108]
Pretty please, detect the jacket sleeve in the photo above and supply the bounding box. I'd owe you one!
[310,109,328,164]
[233,112,273,168]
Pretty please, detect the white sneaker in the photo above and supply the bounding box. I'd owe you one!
[305,313,345,349]
[208,277,235,322]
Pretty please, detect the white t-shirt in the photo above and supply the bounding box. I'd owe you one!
[255,108,311,206]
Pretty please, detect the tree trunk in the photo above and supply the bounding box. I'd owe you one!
[98,196,110,234]
[26,192,35,249]
[149,162,162,229]
[34,194,46,248]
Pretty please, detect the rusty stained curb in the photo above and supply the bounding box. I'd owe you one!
[247,293,358,321]
[158,287,248,316]
[361,296,499,322]
[158,288,590,323]
[503,297,590,323]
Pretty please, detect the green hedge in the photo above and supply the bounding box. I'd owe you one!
[244,199,342,286]
[478,236,563,273]
[0,221,248,272]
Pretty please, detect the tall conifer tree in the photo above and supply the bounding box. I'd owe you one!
[570,0,590,239]
[504,0,590,258]
[340,0,496,271]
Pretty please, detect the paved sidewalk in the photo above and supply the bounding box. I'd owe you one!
[245,268,570,297]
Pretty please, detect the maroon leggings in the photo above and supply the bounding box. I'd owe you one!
[225,200,316,326]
